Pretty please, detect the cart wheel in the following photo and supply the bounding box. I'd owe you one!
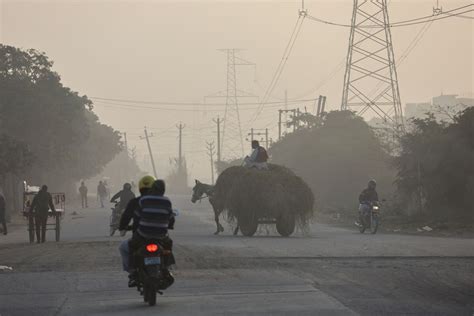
[55,215,60,242]
[276,213,296,237]
[28,215,35,243]
[238,214,258,237]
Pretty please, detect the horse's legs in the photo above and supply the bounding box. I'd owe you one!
[212,206,224,235]
[233,225,239,236]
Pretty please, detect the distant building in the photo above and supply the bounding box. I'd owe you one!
[404,102,432,119]
[404,94,473,120]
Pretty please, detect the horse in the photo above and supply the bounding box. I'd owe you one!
[191,180,238,235]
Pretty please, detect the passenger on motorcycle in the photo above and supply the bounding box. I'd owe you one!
[111,183,136,212]
[118,176,154,275]
[356,179,379,226]
[119,177,176,287]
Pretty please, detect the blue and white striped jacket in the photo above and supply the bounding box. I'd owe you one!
[136,195,173,239]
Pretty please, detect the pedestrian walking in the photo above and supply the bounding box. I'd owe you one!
[0,192,7,235]
[29,185,56,243]
[79,181,88,208]
[97,181,107,208]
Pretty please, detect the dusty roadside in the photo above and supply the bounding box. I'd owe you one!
[315,211,474,238]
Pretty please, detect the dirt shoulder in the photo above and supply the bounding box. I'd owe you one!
[315,211,474,238]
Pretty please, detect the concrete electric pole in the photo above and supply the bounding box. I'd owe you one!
[206,141,216,184]
[140,127,158,178]
[176,123,185,171]
[212,116,223,163]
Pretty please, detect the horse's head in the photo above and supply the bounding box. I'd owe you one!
[191,179,205,203]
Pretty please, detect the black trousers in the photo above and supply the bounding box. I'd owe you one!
[81,194,88,208]
[35,213,48,242]
[0,209,6,234]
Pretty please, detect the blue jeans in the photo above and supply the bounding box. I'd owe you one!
[119,239,130,272]
[359,203,371,215]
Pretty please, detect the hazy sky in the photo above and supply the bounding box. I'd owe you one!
[1,0,473,183]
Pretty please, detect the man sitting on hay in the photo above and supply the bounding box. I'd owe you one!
[243,140,269,170]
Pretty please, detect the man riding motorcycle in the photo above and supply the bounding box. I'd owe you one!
[111,183,136,212]
[356,179,379,226]
[119,177,175,287]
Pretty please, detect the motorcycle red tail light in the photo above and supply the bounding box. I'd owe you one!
[146,244,159,252]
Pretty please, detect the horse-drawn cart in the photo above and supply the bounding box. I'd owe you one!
[22,184,66,243]
[192,164,314,237]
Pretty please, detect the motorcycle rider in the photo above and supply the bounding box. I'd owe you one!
[111,183,136,212]
[119,177,176,287]
[356,179,379,226]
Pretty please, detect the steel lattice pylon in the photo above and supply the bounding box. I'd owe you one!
[222,49,244,159]
[341,0,404,130]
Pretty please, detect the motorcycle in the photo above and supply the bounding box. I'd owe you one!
[132,238,175,306]
[358,202,380,234]
[109,202,122,236]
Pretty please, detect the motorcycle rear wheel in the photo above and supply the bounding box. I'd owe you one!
[145,285,156,306]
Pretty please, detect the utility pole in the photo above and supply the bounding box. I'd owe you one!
[140,127,157,178]
[316,95,327,117]
[296,108,301,130]
[206,141,216,184]
[212,116,223,163]
[176,123,185,171]
[341,0,404,132]
[123,132,129,157]
[122,132,129,182]
[265,128,268,149]
[278,110,282,140]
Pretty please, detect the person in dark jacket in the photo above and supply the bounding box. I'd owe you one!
[79,181,88,208]
[97,181,107,208]
[29,185,56,243]
[0,192,7,235]
[110,183,135,212]
[356,179,379,226]
[120,178,176,287]
[243,140,269,169]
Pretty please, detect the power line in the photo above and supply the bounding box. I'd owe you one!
[91,96,315,109]
[252,12,306,122]
[93,98,317,113]
[306,4,473,28]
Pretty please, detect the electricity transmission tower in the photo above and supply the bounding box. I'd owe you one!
[341,0,404,131]
[206,49,256,159]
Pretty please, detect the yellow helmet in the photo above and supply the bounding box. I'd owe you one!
[138,175,155,190]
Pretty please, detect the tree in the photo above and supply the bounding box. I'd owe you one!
[0,135,33,177]
[0,44,121,193]
[396,108,474,217]
[270,110,395,212]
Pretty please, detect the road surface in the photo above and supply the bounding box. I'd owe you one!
[0,195,473,315]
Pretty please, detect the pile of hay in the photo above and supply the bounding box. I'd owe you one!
[214,164,315,228]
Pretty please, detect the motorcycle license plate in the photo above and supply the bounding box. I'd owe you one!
[144,257,161,265]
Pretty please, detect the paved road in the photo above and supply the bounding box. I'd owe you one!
[0,195,473,315]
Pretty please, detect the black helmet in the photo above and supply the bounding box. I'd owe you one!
[368,179,377,188]
[123,183,132,190]
[152,179,166,196]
